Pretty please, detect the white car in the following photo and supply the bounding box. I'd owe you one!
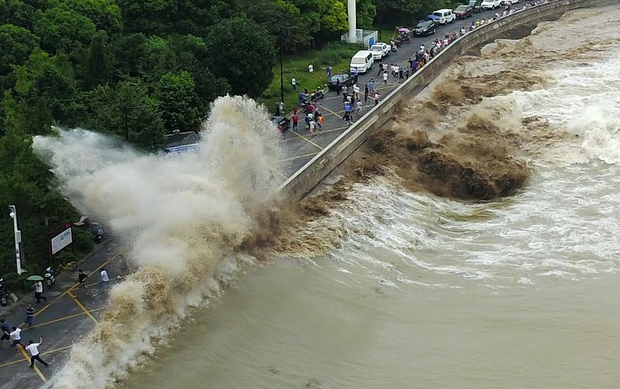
[481,0,502,9]
[432,9,456,24]
[370,43,390,60]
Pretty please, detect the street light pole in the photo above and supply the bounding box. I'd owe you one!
[8,205,23,275]
[279,27,285,111]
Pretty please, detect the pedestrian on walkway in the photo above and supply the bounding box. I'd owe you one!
[292,112,299,131]
[78,270,87,289]
[100,268,110,284]
[355,100,363,115]
[374,92,380,106]
[364,84,369,103]
[0,318,10,348]
[34,281,46,303]
[25,304,35,327]
[291,77,297,91]
[382,71,389,85]
[10,327,22,350]
[26,338,49,368]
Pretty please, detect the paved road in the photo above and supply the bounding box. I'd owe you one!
[0,4,532,389]
[275,4,528,182]
[0,241,127,388]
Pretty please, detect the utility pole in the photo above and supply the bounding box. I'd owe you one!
[278,26,298,113]
[8,205,24,275]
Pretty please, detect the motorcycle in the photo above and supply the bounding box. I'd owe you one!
[44,267,55,288]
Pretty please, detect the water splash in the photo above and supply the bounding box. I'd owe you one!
[33,95,282,388]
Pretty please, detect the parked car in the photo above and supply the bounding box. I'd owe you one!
[349,50,374,74]
[432,9,456,24]
[454,4,474,18]
[370,43,390,60]
[327,74,354,91]
[469,0,483,12]
[271,116,290,133]
[414,19,439,36]
[481,0,502,9]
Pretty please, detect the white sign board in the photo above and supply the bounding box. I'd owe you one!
[51,226,72,255]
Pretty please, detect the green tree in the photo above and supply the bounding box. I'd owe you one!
[155,71,202,132]
[0,0,36,29]
[4,50,75,135]
[81,81,165,149]
[357,0,377,29]
[0,24,40,76]
[56,0,122,35]
[207,17,275,97]
[84,30,110,88]
[33,4,97,55]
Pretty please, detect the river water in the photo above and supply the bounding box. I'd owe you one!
[37,4,620,389]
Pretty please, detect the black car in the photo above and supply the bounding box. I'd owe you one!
[271,116,290,133]
[327,74,354,91]
[414,20,439,37]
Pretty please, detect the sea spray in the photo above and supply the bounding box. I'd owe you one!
[33,95,282,388]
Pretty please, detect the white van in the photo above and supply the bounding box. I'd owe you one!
[350,50,374,74]
[432,9,456,24]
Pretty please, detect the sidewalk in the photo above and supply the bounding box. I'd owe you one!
[0,240,127,389]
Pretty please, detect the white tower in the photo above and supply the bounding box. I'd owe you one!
[348,0,356,43]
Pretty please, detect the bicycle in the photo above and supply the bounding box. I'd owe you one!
[58,261,78,272]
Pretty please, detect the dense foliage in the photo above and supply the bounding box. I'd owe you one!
[0,0,460,282]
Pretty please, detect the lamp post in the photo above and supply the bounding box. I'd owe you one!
[278,26,299,114]
[8,205,24,275]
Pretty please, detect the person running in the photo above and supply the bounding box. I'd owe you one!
[355,100,363,115]
[25,304,35,327]
[100,268,110,284]
[364,84,369,103]
[291,112,299,131]
[382,71,389,85]
[0,319,10,348]
[374,92,380,106]
[10,327,22,350]
[317,114,325,129]
[34,281,46,303]
[78,270,87,289]
[26,338,49,368]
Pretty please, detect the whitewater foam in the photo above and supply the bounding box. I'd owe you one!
[33,95,282,389]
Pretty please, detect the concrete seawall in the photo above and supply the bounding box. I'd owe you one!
[279,0,616,201]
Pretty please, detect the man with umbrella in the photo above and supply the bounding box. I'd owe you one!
[28,276,47,303]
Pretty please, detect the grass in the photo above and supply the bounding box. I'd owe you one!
[258,42,363,114]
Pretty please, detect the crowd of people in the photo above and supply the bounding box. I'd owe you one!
[286,0,556,136]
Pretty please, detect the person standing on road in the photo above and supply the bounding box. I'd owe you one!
[34,281,46,303]
[353,68,359,84]
[382,71,389,85]
[0,318,10,347]
[364,84,369,103]
[100,268,110,284]
[341,84,348,96]
[26,338,49,368]
[25,304,35,327]
[10,326,22,350]
[78,270,87,289]
[292,112,299,131]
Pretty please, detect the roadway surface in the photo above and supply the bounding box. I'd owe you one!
[274,4,525,182]
[0,4,530,388]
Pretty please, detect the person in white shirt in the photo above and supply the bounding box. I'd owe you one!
[26,337,49,368]
[10,327,22,349]
[382,71,389,84]
[100,268,110,283]
[34,281,47,303]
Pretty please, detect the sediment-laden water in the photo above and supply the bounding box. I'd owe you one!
[37,5,620,389]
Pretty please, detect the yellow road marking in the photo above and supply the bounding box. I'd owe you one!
[0,345,73,369]
[279,152,319,163]
[289,129,323,150]
[25,254,119,324]
[67,291,99,324]
[17,345,47,382]
[24,307,107,331]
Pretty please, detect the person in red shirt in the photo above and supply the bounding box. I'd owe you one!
[292,112,299,131]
